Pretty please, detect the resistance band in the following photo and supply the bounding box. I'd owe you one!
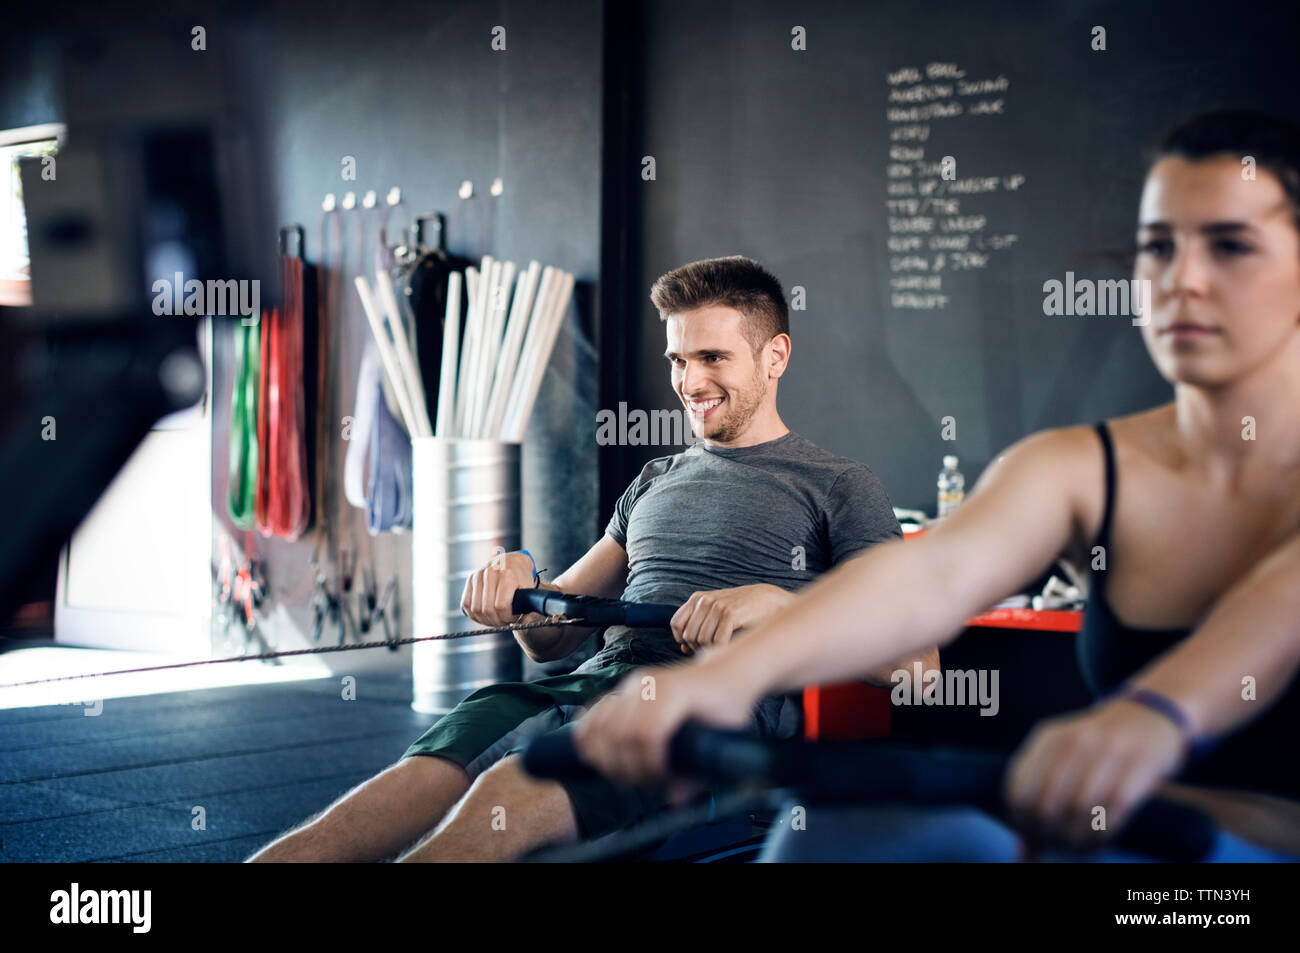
[366,370,414,532]
[255,238,312,540]
[228,318,261,529]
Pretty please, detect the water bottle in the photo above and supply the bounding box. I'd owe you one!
[937,455,965,518]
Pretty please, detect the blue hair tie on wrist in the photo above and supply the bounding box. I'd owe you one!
[1112,685,1215,761]
[518,549,540,586]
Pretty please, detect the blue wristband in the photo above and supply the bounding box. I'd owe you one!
[518,550,540,586]
[1115,686,1198,760]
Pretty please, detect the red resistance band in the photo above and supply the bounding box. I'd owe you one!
[255,252,312,540]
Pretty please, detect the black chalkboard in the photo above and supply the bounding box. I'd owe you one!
[623,0,1300,512]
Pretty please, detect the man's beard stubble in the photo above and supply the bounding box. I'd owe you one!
[697,365,767,443]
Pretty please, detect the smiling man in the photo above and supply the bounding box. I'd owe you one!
[249,255,926,863]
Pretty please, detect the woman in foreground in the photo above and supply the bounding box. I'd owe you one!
[575,110,1300,861]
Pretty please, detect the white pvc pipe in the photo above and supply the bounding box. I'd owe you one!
[458,266,479,434]
[501,265,557,438]
[506,270,573,441]
[455,256,493,436]
[465,266,479,317]
[468,259,507,438]
[477,259,514,437]
[483,260,541,439]
[485,260,516,429]
[435,271,462,438]
[374,269,433,437]
[354,275,422,439]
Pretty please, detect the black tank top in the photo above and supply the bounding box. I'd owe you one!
[1076,422,1300,801]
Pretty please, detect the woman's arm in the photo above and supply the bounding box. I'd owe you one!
[1134,528,1300,739]
[1002,530,1300,846]
[575,426,1100,783]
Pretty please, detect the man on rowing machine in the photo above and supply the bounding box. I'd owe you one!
[249,255,936,862]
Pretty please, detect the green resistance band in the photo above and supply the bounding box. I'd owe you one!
[228,317,261,529]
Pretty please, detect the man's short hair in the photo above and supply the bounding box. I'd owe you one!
[649,256,790,354]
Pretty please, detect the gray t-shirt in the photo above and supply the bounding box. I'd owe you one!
[583,430,901,731]
[606,430,900,607]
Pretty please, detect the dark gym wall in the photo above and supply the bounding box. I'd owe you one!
[616,0,1300,513]
[215,0,604,664]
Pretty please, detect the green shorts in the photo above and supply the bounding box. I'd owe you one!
[402,649,674,838]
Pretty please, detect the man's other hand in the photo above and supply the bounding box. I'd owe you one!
[670,583,795,655]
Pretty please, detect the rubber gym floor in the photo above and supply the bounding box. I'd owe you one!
[0,672,436,862]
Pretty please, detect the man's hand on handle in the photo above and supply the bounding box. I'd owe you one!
[460,551,541,628]
[670,583,796,655]
[573,661,758,786]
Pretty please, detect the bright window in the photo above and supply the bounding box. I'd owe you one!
[0,123,62,307]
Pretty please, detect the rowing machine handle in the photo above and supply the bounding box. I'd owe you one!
[672,723,1219,862]
[559,717,1216,858]
[1116,799,1217,863]
[511,588,679,628]
[522,720,778,786]
[524,721,1218,862]
[668,720,782,781]
[521,727,600,782]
